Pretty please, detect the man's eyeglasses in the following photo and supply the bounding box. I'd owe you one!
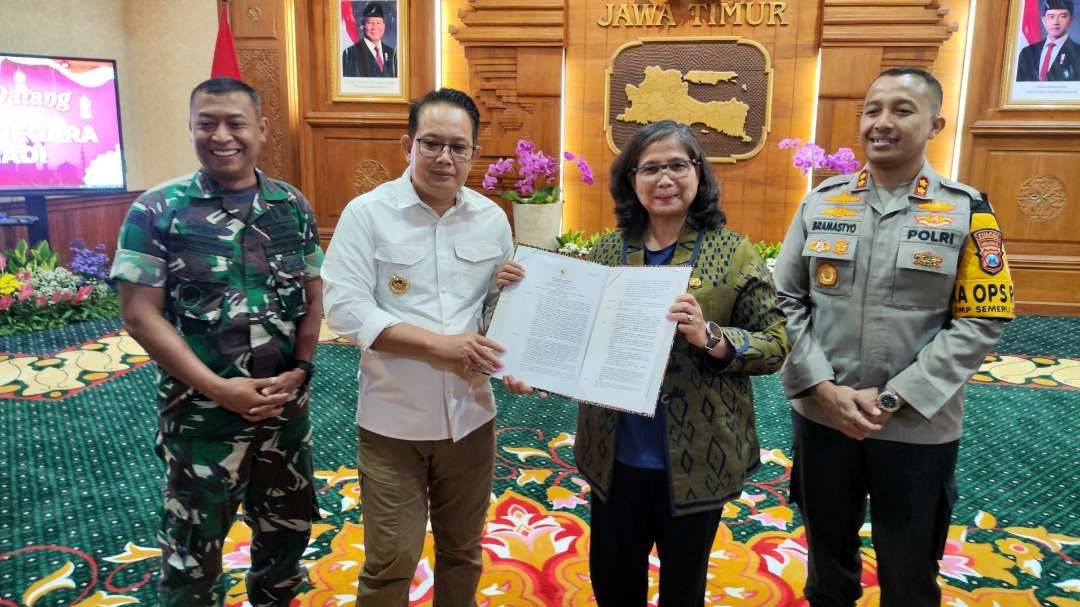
[629,159,698,180]
[415,138,477,162]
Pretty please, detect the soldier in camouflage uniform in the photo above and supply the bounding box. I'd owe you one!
[110,78,324,607]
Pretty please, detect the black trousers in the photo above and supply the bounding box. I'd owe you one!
[790,411,959,607]
[589,462,723,607]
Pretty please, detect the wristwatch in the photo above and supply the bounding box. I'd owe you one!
[876,388,902,413]
[704,321,725,351]
[294,360,315,387]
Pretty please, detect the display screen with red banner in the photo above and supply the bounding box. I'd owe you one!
[0,53,126,194]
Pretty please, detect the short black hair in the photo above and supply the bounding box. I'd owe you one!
[408,88,481,144]
[609,120,725,241]
[875,67,943,114]
[190,78,261,117]
[1044,0,1073,16]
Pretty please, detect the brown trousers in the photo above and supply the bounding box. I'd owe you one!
[355,420,495,607]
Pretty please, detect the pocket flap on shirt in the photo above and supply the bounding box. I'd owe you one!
[896,242,958,275]
[374,244,425,266]
[454,241,503,263]
[802,235,857,261]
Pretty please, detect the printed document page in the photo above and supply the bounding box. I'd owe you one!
[576,265,691,415]
[488,246,690,415]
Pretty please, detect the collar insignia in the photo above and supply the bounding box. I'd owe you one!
[913,176,930,197]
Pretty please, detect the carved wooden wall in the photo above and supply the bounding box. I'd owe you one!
[226,0,300,185]
[559,0,821,242]
[448,0,565,222]
[957,2,1080,316]
[813,0,960,185]
[0,193,139,264]
[294,0,437,246]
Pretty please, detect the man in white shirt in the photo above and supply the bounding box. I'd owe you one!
[1017,0,1079,81]
[341,2,397,78]
[322,88,514,607]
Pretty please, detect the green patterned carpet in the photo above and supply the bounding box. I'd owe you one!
[1,316,1077,606]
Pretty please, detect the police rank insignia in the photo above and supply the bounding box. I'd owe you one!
[817,263,838,287]
[825,193,861,204]
[855,170,869,189]
[972,228,1005,275]
[917,201,955,213]
[388,275,410,294]
[833,240,850,255]
[808,239,831,253]
[819,207,859,218]
[914,214,954,228]
[914,176,929,197]
[913,250,943,269]
[688,277,702,289]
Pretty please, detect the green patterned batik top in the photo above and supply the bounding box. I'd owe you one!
[111,169,323,436]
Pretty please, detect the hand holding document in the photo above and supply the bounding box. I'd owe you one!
[487,246,691,416]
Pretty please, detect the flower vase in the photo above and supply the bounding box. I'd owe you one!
[512,201,563,250]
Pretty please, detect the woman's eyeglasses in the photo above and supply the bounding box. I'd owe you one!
[415,138,477,162]
[629,159,698,180]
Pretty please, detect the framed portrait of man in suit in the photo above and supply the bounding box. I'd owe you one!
[332,0,409,101]
[1003,0,1080,108]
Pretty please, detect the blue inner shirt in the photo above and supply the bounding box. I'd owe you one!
[614,241,675,470]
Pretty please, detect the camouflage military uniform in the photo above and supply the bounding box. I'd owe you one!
[110,169,323,606]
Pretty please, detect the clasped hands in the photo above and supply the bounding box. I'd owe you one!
[812,381,895,440]
[208,368,307,423]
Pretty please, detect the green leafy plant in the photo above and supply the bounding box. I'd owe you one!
[0,239,118,336]
[754,241,782,260]
[556,228,614,258]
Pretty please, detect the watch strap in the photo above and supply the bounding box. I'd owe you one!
[294,360,314,386]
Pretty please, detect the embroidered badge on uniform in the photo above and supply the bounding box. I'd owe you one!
[808,239,831,253]
[833,240,850,255]
[819,207,859,218]
[914,176,929,197]
[817,263,838,286]
[914,214,954,228]
[388,275,410,294]
[825,193,861,204]
[972,228,1005,275]
[855,170,869,189]
[917,201,955,213]
[913,250,943,269]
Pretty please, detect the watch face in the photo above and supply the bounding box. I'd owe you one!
[877,391,900,411]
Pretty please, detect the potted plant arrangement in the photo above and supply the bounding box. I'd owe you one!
[482,139,594,250]
[0,239,118,336]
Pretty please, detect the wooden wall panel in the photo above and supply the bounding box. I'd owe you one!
[228,0,300,185]
[0,193,138,264]
[957,2,1080,316]
[562,0,821,243]
[448,1,566,227]
[295,0,437,234]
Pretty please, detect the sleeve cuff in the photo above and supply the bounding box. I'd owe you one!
[357,308,401,351]
[781,353,835,399]
[109,249,167,287]
[890,366,949,421]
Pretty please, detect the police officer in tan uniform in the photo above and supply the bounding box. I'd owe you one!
[773,67,1015,606]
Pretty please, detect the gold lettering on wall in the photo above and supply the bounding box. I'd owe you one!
[602,1,787,28]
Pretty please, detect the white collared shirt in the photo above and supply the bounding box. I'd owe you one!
[363,37,385,65]
[322,170,514,441]
[1040,36,1069,76]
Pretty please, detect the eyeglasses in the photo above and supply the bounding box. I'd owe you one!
[629,159,698,180]
[415,138,476,162]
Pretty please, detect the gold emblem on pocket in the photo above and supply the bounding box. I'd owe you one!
[817,263,838,287]
[688,277,702,289]
[808,239,831,253]
[913,251,943,269]
[389,275,410,294]
[833,240,850,255]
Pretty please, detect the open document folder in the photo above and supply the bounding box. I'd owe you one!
[487,246,692,416]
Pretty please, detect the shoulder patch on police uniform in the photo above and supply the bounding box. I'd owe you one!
[951,211,1014,320]
[811,173,852,193]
